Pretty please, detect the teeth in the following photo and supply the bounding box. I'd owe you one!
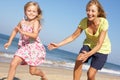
[89,16,92,18]
[89,17,93,18]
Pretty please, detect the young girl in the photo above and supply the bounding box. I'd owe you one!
[4,1,47,80]
[48,0,111,80]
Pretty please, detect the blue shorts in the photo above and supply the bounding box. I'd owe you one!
[79,45,108,70]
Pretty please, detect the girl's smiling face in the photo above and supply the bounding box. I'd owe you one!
[86,5,99,21]
[25,5,38,21]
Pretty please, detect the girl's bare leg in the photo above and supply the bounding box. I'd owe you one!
[29,66,48,80]
[87,67,97,80]
[7,56,22,80]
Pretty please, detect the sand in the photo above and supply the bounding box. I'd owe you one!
[0,62,120,80]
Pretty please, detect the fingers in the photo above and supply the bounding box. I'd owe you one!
[77,53,84,61]
[47,44,51,50]
[77,52,88,63]
[5,47,8,50]
[47,43,54,50]
[47,43,58,50]
[4,43,9,50]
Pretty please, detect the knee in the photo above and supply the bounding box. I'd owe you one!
[74,60,83,70]
[29,69,36,75]
[87,71,96,80]
[10,61,18,67]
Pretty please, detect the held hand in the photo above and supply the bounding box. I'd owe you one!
[77,50,89,62]
[4,42,11,50]
[48,43,59,50]
[81,51,89,62]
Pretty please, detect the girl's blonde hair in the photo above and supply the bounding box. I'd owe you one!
[86,0,106,18]
[24,1,42,22]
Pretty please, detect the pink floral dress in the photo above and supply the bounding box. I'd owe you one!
[15,22,46,66]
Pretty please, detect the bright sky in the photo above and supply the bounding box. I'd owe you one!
[0,0,120,65]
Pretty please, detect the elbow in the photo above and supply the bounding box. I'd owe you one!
[32,36,37,39]
[71,34,79,41]
[13,27,18,33]
[32,34,38,39]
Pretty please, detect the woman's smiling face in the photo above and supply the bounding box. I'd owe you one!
[86,5,99,21]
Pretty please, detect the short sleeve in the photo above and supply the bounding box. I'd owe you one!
[100,18,109,31]
[78,17,87,30]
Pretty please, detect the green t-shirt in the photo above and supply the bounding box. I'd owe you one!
[78,17,111,54]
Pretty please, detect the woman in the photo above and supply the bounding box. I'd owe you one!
[48,0,111,80]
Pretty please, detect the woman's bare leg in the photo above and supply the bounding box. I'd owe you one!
[87,67,97,80]
[73,60,83,80]
[7,56,22,80]
[73,53,84,80]
[29,66,48,80]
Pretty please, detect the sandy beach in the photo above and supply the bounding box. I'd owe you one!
[0,62,120,80]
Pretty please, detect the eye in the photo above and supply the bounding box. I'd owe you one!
[27,9,31,12]
[86,9,89,12]
[33,11,37,13]
[86,9,90,13]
